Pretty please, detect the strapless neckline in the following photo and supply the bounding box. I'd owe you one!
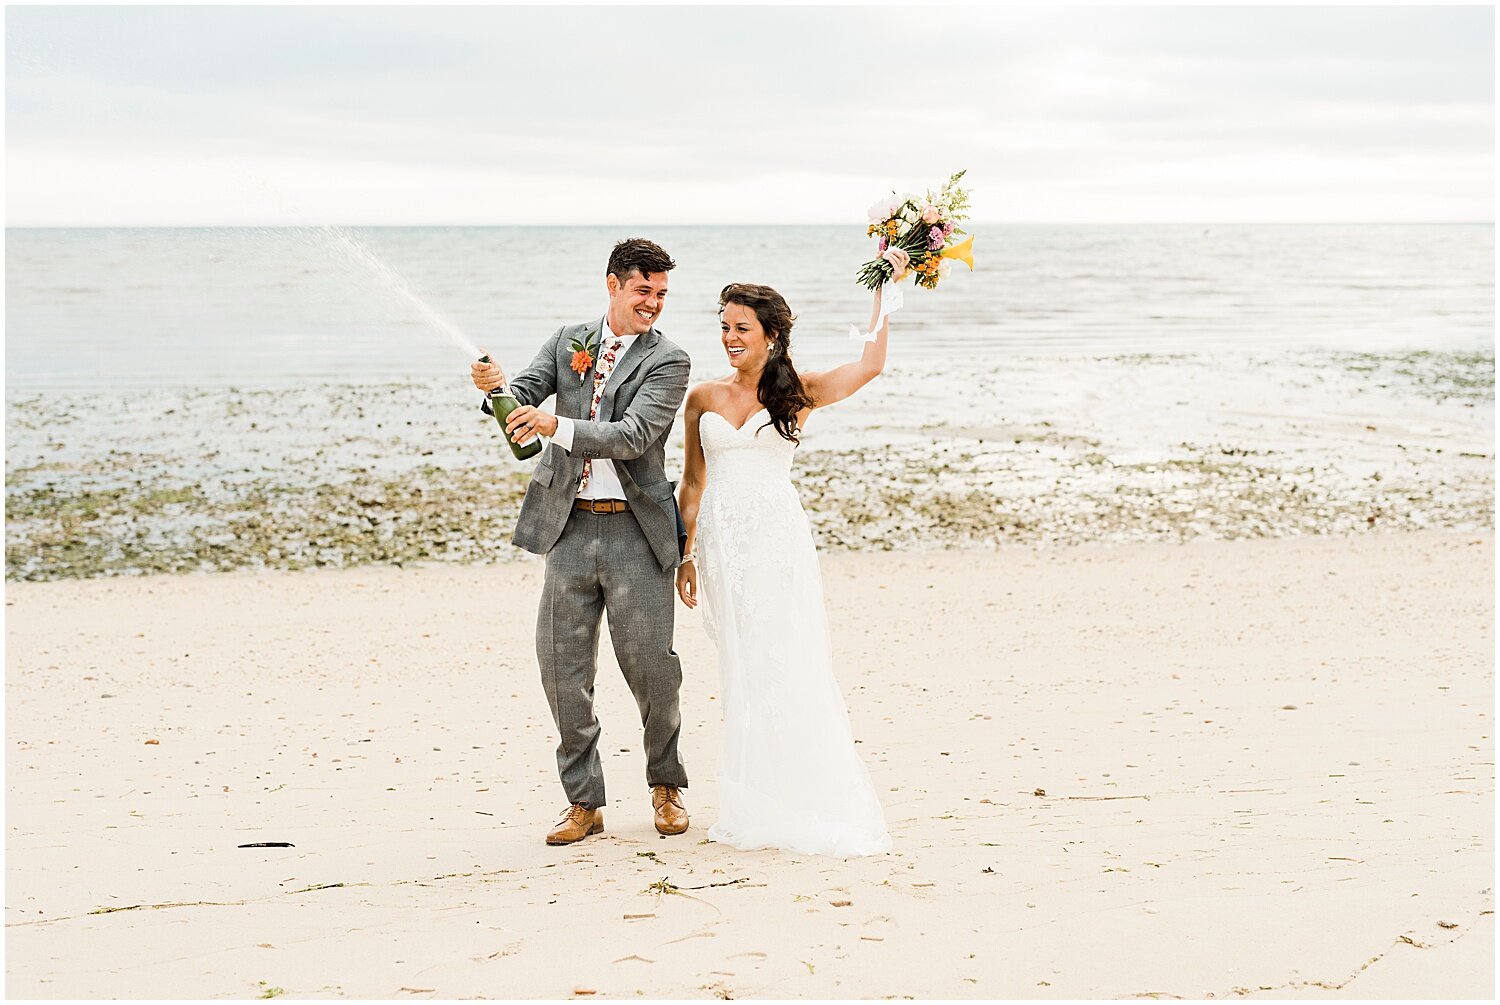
[700,407,800,437]
[701,407,768,433]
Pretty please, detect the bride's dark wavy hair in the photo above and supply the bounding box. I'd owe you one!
[718,283,815,443]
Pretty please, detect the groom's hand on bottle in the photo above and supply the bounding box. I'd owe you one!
[471,352,506,394]
[505,405,558,446]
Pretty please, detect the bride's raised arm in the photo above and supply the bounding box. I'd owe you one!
[804,248,909,410]
[674,383,710,608]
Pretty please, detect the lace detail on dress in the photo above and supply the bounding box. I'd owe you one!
[697,410,804,733]
[696,408,891,857]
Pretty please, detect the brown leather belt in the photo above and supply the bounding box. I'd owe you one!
[575,499,630,514]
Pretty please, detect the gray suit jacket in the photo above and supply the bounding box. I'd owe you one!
[505,321,691,572]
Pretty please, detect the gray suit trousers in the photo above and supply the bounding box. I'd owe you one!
[538,506,688,808]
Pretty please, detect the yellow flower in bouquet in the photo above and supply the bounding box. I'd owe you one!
[940,233,975,270]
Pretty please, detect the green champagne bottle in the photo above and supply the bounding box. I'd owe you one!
[480,355,542,461]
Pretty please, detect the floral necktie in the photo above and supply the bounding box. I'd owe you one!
[578,335,626,495]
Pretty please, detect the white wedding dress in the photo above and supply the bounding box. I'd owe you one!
[696,407,892,857]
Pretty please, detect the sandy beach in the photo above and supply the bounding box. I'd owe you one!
[4,530,1493,999]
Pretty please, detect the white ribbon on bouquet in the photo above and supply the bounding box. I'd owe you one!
[848,276,903,343]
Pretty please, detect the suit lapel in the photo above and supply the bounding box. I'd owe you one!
[598,329,660,421]
[565,322,601,417]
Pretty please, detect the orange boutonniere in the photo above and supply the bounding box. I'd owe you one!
[568,327,602,381]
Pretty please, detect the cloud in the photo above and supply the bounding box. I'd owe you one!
[5,5,1493,224]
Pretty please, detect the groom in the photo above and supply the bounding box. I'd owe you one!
[471,238,692,846]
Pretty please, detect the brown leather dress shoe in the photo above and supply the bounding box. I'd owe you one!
[651,785,688,835]
[546,803,603,845]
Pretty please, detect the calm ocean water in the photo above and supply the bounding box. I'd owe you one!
[5,224,1494,390]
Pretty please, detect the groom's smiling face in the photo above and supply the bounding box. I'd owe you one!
[606,269,669,337]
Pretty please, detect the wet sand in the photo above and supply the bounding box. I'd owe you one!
[5,530,1493,998]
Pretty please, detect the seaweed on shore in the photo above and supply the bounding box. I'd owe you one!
[7,437,1491,580]
[6,467,532,581]
[5,352,1493,581]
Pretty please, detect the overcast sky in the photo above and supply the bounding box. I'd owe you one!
[5,5,1494,226]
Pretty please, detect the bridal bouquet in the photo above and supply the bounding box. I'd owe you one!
[857,170,975,290]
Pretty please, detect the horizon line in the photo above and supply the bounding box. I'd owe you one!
[5,219,1495,231]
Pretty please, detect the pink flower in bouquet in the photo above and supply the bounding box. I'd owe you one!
[878,236,889,252]
[927,226,944,250]
[921,204,941,225]
[942,221,956,237]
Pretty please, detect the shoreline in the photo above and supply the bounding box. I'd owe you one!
[6,467,1494,581]
[6,531,1494,998]
[5,348,1495,581]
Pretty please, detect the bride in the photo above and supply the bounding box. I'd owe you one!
[674,248,909,857]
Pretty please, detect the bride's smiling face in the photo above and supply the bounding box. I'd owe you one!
[721,302,773,371]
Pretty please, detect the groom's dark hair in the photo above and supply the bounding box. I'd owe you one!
[607,238,676,282]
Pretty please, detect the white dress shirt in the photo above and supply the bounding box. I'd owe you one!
[550,317,635,500]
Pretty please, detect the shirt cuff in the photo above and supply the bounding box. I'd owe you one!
[552,415,575,452]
